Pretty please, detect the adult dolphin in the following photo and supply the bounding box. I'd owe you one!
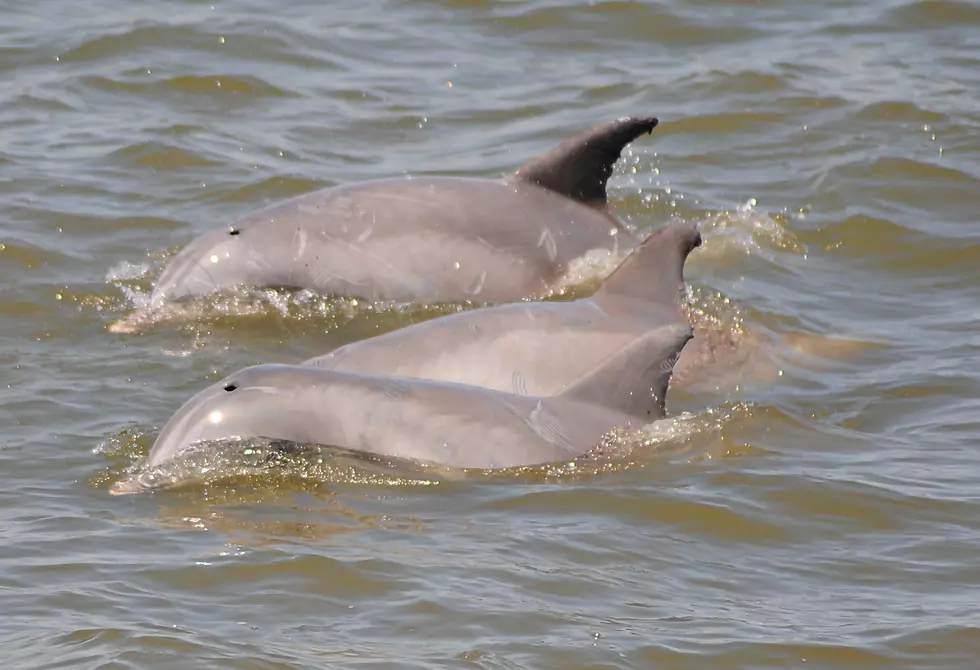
[109,321,693,495]
[146,116,660,309]
[303,221,717,393]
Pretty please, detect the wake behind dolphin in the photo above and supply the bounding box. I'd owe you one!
[122,116,661,330]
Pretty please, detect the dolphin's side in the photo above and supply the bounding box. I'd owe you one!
[304,221,705,393]
[109,321,693,495]
[146,116,660,309]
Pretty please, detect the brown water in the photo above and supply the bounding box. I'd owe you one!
[3,0,980,667]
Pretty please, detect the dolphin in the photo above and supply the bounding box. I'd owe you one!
[146,116,660,309]
[303,221,711,393]
[109,321,693,495]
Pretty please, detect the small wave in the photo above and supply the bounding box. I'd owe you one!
[884,0,980,29]
[81,73,297,101]
[656,112,787,137]
[107,140,222,171]
[857,156,977,184]
[58,24,206,64]
[485,1,766,47]
[855,100,948,124]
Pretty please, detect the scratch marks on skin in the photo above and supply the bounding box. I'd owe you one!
[512,370,529,396]
[466,269,487,296]
[246,248,273,272]
[537,226,558,262]
[525,400,572,450]
[240,385,294,398]
[310,234,410,289]
[367,189,466,227]
[291,227,309,284]
[294,227,309,259]
[188,254,223,293]
[376,377,411,401]
[659,351,682,374]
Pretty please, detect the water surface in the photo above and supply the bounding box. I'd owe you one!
[2,0,980,667]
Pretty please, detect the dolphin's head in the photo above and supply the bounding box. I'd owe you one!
[109,365,322,495]
[149,226,266,308]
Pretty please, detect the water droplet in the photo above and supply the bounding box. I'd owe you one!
[219,36,226,44]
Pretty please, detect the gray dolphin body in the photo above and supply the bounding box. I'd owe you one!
[110,321,693,495]
[148,117,660,309]
[303,222,705,394]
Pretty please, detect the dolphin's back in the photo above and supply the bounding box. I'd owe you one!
[152,177,634,305]
[305,299,644,396]
[304,221,704,396]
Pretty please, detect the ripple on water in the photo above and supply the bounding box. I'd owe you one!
[107,140,223,171]
[884,0,980,29]
[486,0,769,47]
[81,73,298,108]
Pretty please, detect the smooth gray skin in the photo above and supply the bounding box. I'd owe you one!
[148,116,660,309]
[109,322,692,495]
[303,221,703,395]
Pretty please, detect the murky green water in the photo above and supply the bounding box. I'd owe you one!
[3,0,980,667]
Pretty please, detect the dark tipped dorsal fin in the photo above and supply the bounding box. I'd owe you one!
[593,221,701,310]
[557,323,693,421]
[511,116,659,207]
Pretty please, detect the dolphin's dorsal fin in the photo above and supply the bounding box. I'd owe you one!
[557,323,693,421]
[511,116,659,207]
[593,222,701,311]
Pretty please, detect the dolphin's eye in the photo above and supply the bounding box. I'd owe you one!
[228,228,240,236]
[224,383,238,392]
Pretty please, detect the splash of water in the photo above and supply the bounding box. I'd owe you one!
[694,198,807,261]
